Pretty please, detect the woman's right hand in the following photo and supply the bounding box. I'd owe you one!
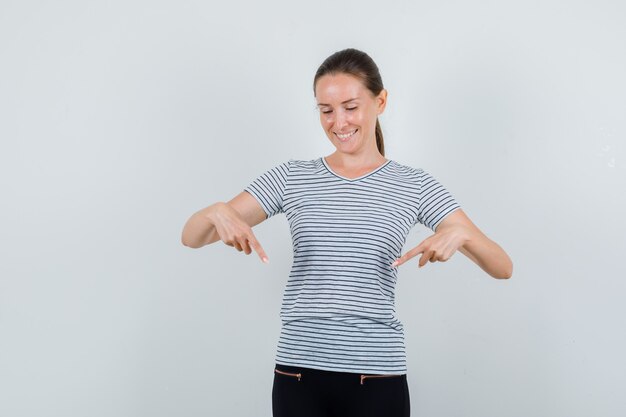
[207,202,270,263]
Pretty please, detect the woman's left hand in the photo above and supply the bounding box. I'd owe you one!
[391,225,471,268]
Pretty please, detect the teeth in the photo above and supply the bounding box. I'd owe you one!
[336,129,357,139]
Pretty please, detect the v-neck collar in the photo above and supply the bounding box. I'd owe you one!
[321,157,392,182]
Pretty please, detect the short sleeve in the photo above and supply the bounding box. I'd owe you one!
[416,169,461,231]
[243,160,291,219]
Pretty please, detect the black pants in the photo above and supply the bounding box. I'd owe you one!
[272,363,410,417]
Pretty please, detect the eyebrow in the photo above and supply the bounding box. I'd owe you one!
[316,97,359,107]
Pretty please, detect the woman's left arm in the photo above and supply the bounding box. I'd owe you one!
[391,209,513,279]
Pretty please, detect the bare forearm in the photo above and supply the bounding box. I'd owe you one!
[181,203,224,248]
[460,231,513,279]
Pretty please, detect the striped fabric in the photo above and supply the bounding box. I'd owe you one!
[244,157,461,374]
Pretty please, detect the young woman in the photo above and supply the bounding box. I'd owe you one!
[181,48,513,417]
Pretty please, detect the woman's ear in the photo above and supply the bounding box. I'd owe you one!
[377,89,388,114]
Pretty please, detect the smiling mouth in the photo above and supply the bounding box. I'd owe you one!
[335,129,358,140]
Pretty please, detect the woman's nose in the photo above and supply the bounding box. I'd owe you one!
[334,110,348,129]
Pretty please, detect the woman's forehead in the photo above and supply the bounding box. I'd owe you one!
[315,74,365,105]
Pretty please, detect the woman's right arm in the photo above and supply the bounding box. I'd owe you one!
[181,191,270,261]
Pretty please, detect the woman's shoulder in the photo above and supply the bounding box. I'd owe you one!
[285,157,325,172]
[385,159,427,177]
[287,157,320,165]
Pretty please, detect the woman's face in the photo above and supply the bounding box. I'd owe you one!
[315,73,386,154]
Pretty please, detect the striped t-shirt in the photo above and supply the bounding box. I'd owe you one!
[243,156,461,375]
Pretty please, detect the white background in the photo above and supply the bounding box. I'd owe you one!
[1,1,625,416]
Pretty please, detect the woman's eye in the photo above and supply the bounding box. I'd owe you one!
[321,107,356,114]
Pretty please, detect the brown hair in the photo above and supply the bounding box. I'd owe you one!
[313,48,386,156]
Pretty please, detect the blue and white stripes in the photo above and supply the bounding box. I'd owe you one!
[244,157,461,374]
